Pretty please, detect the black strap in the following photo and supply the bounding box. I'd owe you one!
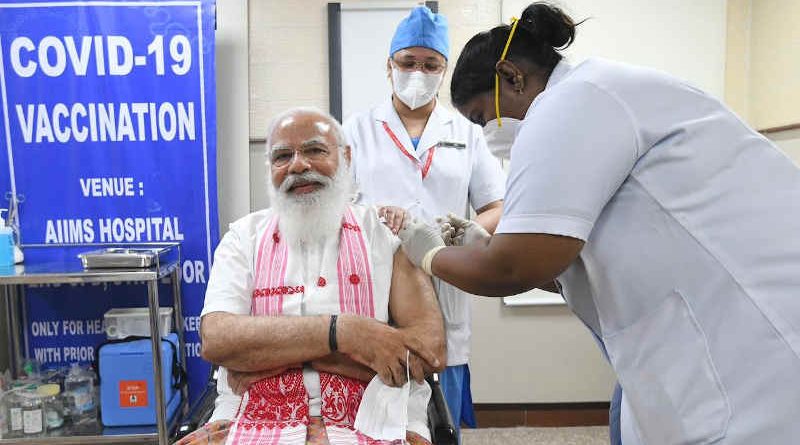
[94,336,186,391]
[328,314,338,352]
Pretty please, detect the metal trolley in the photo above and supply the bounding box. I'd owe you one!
[0,243,187,444]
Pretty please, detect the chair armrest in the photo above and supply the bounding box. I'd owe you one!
[174,371,218,440]
[426,373,457,445]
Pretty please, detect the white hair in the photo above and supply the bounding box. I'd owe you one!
[264,106,346,152]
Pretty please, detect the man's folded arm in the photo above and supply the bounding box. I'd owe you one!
[200,225,442,382]
[311,352,376,382]
[201,312,332,372]
[201,310,439,381]
[201,227,362,373]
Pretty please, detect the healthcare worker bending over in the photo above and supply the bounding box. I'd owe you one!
[344,6,506,437]
[399,2,800,444]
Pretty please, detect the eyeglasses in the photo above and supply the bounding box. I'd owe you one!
[270,143,333,168]
[391,58,446,74]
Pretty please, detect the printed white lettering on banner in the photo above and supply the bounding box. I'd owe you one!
[44,216,184,243]
[15,101,195,144]
[63,346,94,362]
[31,321,60,337]
[183,316,200,332]
[9,34,192,78]
[62,320,84,335]
[10,37,36,77]
[79,177,135,197]
[33,348,61,363]
[39,36,67,76]
[185,342,201,358]
[182,259,206,284]
[45,219,94,244]
[86,319,103,335]
[97,217,184,243]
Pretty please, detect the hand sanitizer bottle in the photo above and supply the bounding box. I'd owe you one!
[0,210,14,267]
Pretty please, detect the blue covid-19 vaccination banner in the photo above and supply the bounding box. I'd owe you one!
[0,0,218,403]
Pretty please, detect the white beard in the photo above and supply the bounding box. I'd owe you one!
[268,163,353,246]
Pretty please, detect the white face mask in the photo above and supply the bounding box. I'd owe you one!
[354,374,433,442]
[482,117,522,159]
[354,375,410,441]
[391,67,442,110]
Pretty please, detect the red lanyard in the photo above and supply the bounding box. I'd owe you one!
[382,121,436,179]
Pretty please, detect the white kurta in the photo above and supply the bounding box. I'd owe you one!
[344,99,505,365]
[498,58,800,443]
[201,204,428,437]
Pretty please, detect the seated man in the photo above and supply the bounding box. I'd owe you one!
[178,107,446,445]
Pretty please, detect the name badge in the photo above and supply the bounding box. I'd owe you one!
[437,140,466,149]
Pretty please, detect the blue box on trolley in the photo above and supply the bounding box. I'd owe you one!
[98,333,184,426]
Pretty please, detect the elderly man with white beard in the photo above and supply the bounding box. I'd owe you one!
[178,107,445,445]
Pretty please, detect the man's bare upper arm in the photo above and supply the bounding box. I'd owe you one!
[388,249,445,363]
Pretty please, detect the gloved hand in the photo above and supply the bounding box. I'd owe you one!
[439,213,490,246]
[438,220,461,246]
[397,218,445,273]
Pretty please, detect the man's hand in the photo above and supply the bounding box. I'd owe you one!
[378,206,408,235]
[406,352,427,384]
[397,218,445,269]
[227,366,298,395]
[311,352,376,383]
[174,419,231,445]
[337,314,439,387]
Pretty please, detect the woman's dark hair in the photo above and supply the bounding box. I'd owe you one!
[451,2,580,107]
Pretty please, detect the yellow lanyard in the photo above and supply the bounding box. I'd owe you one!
[495,17,520,127]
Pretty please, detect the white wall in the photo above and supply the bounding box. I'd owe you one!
[725,0,751,122]
[216,0,251,230]
[502,0,727,97]
[749,0,800,129]
[769,129,800,164]
[725,0,800,130]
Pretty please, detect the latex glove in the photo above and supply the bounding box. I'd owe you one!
[397,218,445,272]
[445,213,490,246]
[437,222,463,246]
[438,221,458,246]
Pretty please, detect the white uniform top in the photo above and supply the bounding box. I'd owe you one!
[498,58,800,444]
[201,205,428,436]
[344,99,506,365]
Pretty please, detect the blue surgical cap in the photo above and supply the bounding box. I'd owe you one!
[390,6,449,60]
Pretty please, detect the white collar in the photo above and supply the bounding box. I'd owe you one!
[374,97,454,125]
[524,59,573,120]
[545,59,573,89]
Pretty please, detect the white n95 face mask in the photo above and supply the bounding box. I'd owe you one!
[392,68,442,110]
[483,117,521,160]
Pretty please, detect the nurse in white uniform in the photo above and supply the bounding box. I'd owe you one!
[399,3,800,444]
[343,6,506,436]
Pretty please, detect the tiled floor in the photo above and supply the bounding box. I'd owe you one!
[462,426,609,445]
